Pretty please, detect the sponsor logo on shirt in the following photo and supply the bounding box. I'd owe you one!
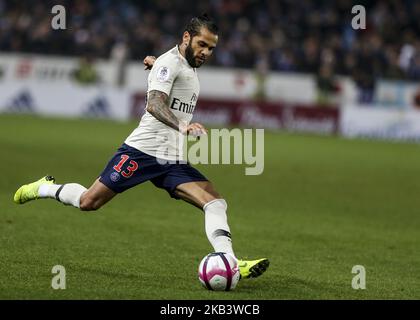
[191,93,197,103]
[170,97,196,114]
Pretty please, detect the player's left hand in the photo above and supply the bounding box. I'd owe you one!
[187,123,208,137]
[143,56,156,70]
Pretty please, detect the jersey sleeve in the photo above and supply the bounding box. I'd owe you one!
[148,54,181,96]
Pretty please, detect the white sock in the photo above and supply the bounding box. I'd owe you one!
[39,184,61,198]
[39,183,87,208]
[203,199,236,259]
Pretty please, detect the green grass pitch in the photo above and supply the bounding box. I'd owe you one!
[0,114,419,299]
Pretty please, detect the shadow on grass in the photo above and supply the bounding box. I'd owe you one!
[72,265,143,281]
[236,274,353,299]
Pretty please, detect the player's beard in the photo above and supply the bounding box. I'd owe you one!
[185,39,203,68]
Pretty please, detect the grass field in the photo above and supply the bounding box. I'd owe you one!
[1,114,419,300]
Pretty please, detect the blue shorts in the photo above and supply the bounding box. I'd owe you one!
[99,143,208,198]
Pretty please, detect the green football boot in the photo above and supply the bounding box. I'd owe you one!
[238,258,270,279]
[13,175,55,204]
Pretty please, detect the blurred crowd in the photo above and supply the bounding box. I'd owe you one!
[0,0,419,85]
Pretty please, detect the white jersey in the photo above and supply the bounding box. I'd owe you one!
[125,46,200,161]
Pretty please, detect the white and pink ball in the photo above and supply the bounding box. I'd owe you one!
[198,252,240,291]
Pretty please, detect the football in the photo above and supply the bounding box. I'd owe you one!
[198,252,240,291]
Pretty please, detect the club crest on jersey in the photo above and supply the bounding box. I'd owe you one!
[110,172,120,182]
[156,66,170,82]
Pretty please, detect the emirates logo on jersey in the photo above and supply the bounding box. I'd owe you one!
[170,97,196,114]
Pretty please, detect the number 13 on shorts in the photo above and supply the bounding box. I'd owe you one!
[113,155,139,178]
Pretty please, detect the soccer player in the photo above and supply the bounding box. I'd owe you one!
[13,14,269,280]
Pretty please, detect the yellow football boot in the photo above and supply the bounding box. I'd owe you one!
[13,175,55,204]
[238,258,270,279]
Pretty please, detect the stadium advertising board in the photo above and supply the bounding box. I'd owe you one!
[128,95,340,134]
[0,80,339,135]
[341,104,420,142]
[0,81,131,120]
[194,99,339,134]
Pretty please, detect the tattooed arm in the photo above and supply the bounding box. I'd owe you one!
[146,90,187,134]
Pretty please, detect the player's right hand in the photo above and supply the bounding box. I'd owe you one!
[143,56,156,70]
[186,123,208,137]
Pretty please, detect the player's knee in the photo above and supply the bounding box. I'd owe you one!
[202,188,223,208]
